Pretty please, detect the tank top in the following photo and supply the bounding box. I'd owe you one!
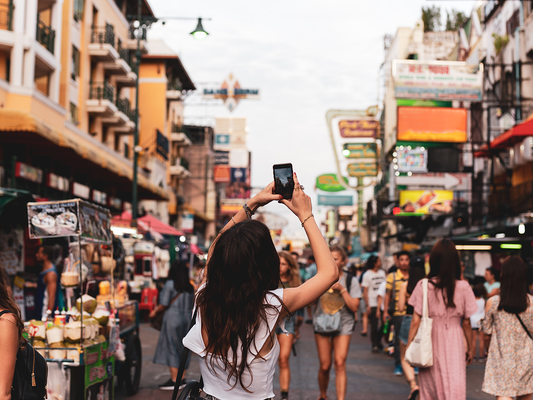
[183,285,283,400]
[36,265,60,319]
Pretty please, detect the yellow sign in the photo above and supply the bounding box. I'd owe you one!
[347,162,378,177]
[399,190,453,215]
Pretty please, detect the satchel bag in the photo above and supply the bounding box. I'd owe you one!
[1,310,48,400]
[150,292,182,331]
[405,279,433,368]
[314,306,342,335]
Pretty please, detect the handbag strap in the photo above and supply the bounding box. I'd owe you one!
[516,313,533,340]
[171,306,201,400]
[422,279,429,319]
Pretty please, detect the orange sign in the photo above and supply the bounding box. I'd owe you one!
[397,107,467,143]
[213,166,231,183]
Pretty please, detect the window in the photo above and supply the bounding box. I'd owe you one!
[71,45,80,80]
[73,0,84,22]
[69,102,78,124]
[124,143,129,159]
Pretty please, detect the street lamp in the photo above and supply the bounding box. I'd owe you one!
[130,4,210,219]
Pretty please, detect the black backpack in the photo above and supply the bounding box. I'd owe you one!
[0,311,48,400]
[343,270,355,294]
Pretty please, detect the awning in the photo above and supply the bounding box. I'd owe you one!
[0,109,168,200]
[111,215,165,241]
[476,115,533,157]
[190,243,204,255]
[0,188,34,218]
[139,214,185,236]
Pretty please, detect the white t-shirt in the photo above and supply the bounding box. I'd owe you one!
[376,280,387,311]
[361,269,386,307]
[470,297,486,329]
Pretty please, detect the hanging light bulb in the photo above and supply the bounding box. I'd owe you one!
[190,18,209,40]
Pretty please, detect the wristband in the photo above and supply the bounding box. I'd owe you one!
[301,213,314,227]
[340,289,348,295]
[243,203,254,220]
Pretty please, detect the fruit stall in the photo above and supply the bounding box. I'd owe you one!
[25,199,141,400]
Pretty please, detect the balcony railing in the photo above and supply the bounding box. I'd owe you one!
[167,80,182,91]
[91,25,115,46]
[89,82,115,102]
[180,157,189,171]
[117,40,130,64]
[36,19,55,54]
[116,97,136,121]
[171,122,182,133]
[0,0,14,31]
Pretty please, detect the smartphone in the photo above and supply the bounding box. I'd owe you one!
[273,163,294,200]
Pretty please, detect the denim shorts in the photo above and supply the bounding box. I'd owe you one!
[398,315,412,345]
[275,314,296,335]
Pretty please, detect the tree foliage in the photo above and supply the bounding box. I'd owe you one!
[421,6,442,32]
[446,10,468,31]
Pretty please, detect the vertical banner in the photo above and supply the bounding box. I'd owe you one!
[85,341,115,400]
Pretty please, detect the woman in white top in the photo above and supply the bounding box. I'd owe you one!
[183,174,338,400]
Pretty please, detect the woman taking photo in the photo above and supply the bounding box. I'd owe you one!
[151,261,195,390]
[314,245,361,400]
[183,174,338,400]
[482,256,533,400]
[397,256,426,400]
[276,251,302,400]
[0,266,24,400]
[407,239,477,400]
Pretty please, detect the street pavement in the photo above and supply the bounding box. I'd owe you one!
[116,322,492,400]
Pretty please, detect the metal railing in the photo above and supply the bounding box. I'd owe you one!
[89,82,115,102]
[180,157,189,170]
[0,0,14,31]
[171,122,182,133]
[117,39,130,64]
[116,97,135,121]
[36,19,55,54]
[167,80,182,91]
[91,25,115,46]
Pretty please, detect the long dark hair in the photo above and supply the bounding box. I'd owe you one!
[0,266,24,346]
[196,220,284,391]
[169,260,194,293]
[499,256,529,314]
[427,239,461,308]
[365,255,379,271]
[407,255,426,295]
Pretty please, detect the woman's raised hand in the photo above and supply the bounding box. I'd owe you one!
[280,173,312,223]
[249,181,283,210]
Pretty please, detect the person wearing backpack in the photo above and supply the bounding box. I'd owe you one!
[313,245,361,400]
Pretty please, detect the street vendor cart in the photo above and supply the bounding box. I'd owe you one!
[25,199,142,400]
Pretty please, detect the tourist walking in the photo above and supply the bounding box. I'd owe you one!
[361,255,386,352]
[397,256,426,400]
[183,176,338,400]
[276,251,302,400]
[314,245,361,400]
[484,267,501,298]
[151,261,195,390]
[384,250,411,375]
[407,239,477,400]
[482,256,533,399]
[471,283,487,361]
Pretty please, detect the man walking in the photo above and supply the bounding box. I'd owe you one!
[35,245,60,319]
[361,256,386,352]
[383,250,410,376]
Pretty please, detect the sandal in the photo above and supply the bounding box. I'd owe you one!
[408,389,419,400]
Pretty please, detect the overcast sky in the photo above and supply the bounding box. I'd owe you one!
[148,0,477,239]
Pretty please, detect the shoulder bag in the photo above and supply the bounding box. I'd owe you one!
[150,292,182,331]
[1,310,48,400]
[516,313,533,340]
[314,310,341,335]
[405,279,433,368]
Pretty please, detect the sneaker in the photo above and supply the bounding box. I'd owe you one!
[372,346,380,353]
[394,365,403,376]
[414,367,419,375]
[158,379,176,390]
[281,391,289,400]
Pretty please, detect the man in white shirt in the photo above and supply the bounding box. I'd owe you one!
[361,256,386,352]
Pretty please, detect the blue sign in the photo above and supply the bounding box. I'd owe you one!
[317,195,353,206]
[231,168,247,183]
[215,134,230,146]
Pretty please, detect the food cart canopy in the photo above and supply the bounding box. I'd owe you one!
[0,188,34,217]
[138,214,185,236]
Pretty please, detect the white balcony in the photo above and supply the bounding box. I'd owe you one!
[170,132,191,147]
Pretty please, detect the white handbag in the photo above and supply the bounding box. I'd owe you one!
[405,278,433,368]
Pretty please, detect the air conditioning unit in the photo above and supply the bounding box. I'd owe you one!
[522,137,533,161]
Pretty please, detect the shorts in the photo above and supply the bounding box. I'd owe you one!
[398,315,412,345]
[472,327,480,331]
[313,312,356,337]
[276,314,296,335]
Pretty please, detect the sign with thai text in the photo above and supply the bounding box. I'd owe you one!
[347,162,378,177]
[15,162,42,183]
[343,143,378,159]
[338,119,379,138]
[315,174,349,192]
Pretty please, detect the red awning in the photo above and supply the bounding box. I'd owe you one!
[190,244,204,255]
[476,116,533,157]
[138,214,185,236]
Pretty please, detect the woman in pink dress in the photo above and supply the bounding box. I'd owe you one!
[407,239,478,400]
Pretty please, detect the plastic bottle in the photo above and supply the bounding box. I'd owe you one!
[383,317,390,335]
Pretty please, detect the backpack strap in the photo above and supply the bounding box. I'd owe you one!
[343,270,354,294]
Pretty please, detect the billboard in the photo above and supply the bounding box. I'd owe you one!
[396,147,428,173]
[316,174,349,192]
[393,60,482,101]
[317,195,354,206]
[214,151,229,165]
[398,190,453,216]
[397,107,467,143]
[338,119,379,138]
[213,166,231,183]
[347,162,378,177]
[214,134,230,150]
[342,143,378,159]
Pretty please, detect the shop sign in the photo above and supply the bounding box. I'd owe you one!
[214,151,229,165]
[92,190,107,205]
[203,74,260,112]
[393,60,482,101]
[396,147,428,173]
[317,195,354,206]
[47,173,69,192]
[220,199,246,215]
[347,162,378,177]
[108,197,122,210]
[15,162,42,183]
[338,119,379,138]
[396,172,470,191]
[213,166,231,183]
[214,134,230,150]
[231,168,247,183]
[73,182,90,199]
[397,106,467,143]
[180,213,194,234]
[84,341,115,400]
[398,190,453,216]
[342,143,378,159]
[316,174,349,192]
[28,200,80,238]
[79,201,112,243]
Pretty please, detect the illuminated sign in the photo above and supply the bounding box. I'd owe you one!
[203,74,259,112]
[338,119,379,138]
[398,190,453,216]
[397,107,467,143]
[396,147,428,173]
[347,162,378,177]
[342,143,378,159]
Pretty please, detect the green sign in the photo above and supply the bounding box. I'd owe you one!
[84,341,115,400]
[347,162,378,177]
[317,195,353,206]
[342,143,378,159]
[316,174,349,192]
[396,99,452,107]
